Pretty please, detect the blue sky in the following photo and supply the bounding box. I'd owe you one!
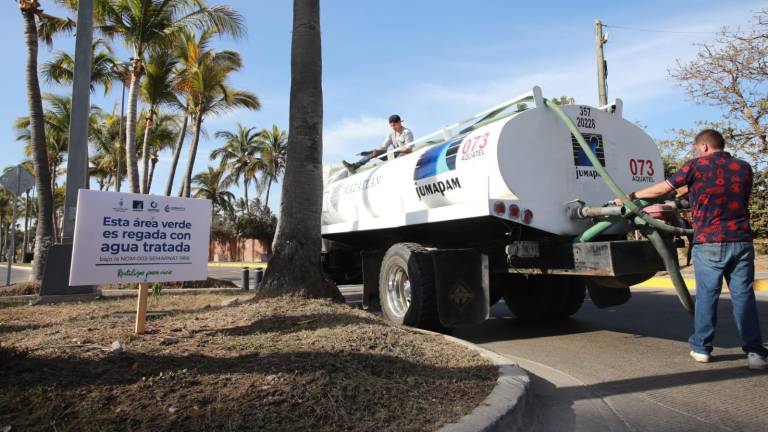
[0,0,764,210]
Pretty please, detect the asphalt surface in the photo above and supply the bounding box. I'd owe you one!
[454,288,768,432]
[0,264,31,285]
[208,265,768,431]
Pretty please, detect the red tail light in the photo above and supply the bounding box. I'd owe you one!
[509,204,520,219]
[523,209,534,224]
[493,201,506,215]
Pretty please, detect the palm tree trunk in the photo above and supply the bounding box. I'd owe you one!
[165,111,189,196]
[147,157,158,191]
[22,7,55,281]
[125,56,142,193]
[140,112,153,193]
[180,111,204,198]
[259,0,341,300]
[244,178,250,213]
[22,191,30,259]
[264,176,273,210]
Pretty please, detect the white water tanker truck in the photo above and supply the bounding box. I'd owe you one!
[321,87,694,330]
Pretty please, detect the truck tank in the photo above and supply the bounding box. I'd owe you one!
[322,87,663,238]
[320,87,692,328]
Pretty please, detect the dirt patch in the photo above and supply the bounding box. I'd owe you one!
[0,281,39,296]
[0,277,237,297]
[0,294,496,431]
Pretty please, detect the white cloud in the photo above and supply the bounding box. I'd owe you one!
[323,115,389,161]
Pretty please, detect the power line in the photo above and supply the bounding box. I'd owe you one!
[603,24,729,35]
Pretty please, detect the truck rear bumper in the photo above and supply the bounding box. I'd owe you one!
[504,240,667,277]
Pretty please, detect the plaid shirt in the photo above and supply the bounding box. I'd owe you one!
[666,152,754,244]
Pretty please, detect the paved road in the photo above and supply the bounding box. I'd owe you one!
[208,265,248,287]
[0,265,31,286]
[453,288,768,432]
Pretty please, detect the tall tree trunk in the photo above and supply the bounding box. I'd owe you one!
[180,111,204,198]
[22,7,54,280]
[51,177,58,243]
[140,112,153,193]
[22,191,30,259]
[244,178,250,213]
[147,156,158,191]
[1,221,6,260]
[125,56,142,193]
[258,0,341,300]
[264,176,273,210]
[165,111,188,196]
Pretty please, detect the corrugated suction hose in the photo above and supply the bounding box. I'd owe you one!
[545,99,695,316]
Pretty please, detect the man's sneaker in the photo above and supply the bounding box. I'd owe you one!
[747,352,768,370]
[341,160,356,173]
[690,351,711,363]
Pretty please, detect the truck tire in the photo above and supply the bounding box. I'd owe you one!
[378,243,442,330]
[503,276,586,321]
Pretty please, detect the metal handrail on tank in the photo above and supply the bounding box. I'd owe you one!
[367,87,544,164]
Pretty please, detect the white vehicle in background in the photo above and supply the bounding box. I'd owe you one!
[321,87,690,330]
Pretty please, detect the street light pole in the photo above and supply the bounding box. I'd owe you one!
[61,0,94,244]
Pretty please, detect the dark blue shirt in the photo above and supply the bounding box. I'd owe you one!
[666,152,753,244]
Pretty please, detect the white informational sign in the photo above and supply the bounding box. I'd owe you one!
[69,190,212,286]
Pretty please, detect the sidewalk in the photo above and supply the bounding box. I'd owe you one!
[208,261,267,269]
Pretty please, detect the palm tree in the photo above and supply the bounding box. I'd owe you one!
[95,0,245,193]
[90,110,125,191]
[17,0,73,280]
[192,165,235,217]
[138,111,180,191]
[211,123,261,212]
[19,160,35,260]
[259,0,341,300]
[256,124,288,208]
[176,45,260,197]
[17,95,102,243]
[41,39,118,94]
[139,52,178,193]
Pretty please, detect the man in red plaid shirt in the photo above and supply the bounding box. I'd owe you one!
[618,129,766,370]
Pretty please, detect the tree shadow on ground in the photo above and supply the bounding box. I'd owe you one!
[198,312,384,337]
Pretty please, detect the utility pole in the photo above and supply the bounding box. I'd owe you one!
[40,0,96,297]
[594,19,609,107]
[62,0,94,243]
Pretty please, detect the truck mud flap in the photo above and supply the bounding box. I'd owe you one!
[361,251,383,310]
[431,250,489,327]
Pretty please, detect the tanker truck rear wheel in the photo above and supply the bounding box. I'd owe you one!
[379,243,442,330]
[503,276,586,321]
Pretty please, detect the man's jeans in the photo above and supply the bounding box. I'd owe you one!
[689,242,768,356]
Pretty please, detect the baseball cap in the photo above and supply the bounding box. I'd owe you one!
[388,114,402,123]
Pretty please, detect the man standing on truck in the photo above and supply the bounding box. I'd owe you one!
[342,114,413,173]
[616,129,767,370]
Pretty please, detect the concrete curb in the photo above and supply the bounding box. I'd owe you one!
[407,328,531,432]
[634,277,768,291]
[0,288,246,304]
